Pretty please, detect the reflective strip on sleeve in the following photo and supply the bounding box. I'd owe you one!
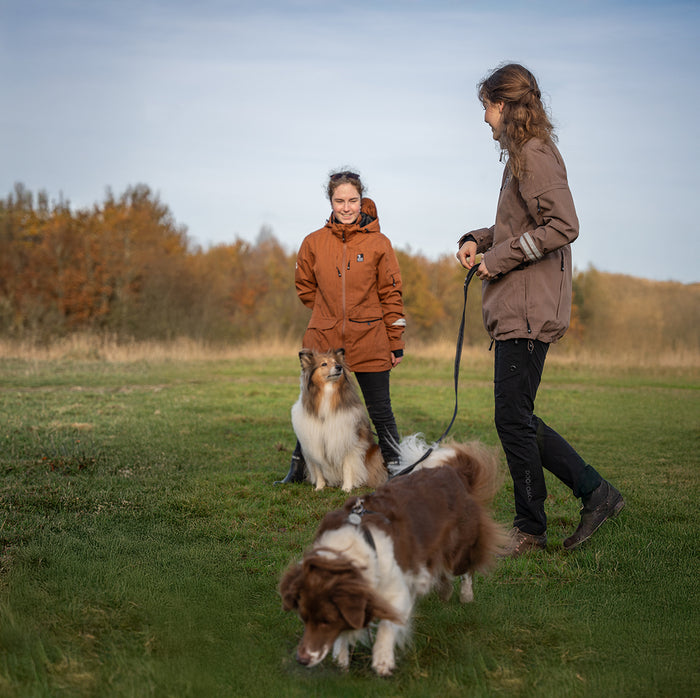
[519,232,543,262]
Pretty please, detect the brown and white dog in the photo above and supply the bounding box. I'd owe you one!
[279,438,508,676]
[291,348,387,492]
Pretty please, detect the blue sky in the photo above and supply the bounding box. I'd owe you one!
[2,0,699,283]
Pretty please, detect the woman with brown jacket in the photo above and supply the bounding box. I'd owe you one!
[457,64,624,555]
[276,170,406,483]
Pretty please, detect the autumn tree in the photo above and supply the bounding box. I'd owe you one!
[1,184,697,358]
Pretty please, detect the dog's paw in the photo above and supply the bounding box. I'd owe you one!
[459,573,474,603]
[372,621,398,676]
[332,640,350,670]
[372,654,395,677]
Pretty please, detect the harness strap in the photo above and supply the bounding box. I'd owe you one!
[347,498,386,550]
[391,264,480,478]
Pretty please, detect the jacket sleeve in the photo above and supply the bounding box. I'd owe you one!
[377,240,405,352]
[458,225,494,253]
[294,236,317,309]
[484,142,579,276]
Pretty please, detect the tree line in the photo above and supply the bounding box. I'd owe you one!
[1,183,698,356]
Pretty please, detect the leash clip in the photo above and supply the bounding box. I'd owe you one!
[348,498,365,525]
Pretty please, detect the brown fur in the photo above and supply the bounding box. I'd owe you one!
[279,441,508,676]
[292,348,387,492]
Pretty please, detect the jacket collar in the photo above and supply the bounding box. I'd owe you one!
[326,211,379,240]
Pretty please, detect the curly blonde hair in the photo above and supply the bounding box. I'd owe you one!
[478,63,556,180]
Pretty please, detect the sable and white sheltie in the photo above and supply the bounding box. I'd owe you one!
[279,437,509,676]
[291,348,388,493]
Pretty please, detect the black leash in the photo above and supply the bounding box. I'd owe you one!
[390,264,480,478]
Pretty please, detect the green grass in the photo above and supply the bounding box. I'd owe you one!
[0,352,698,697]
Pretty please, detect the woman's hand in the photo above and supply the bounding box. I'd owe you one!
[458,240,496,279]
[391,352,403,367]
[456,240,477,269]
[476,260,497,280]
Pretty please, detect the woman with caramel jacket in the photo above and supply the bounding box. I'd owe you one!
[457,64,624,555]
[276,170,406,484]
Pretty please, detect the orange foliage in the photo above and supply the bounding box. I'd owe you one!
[1,184,697,358]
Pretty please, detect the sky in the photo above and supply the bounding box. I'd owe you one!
[2,0,699,284]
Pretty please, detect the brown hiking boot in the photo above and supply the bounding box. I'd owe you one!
[564,480,625,550]
[501,527,547,558]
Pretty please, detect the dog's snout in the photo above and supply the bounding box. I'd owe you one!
[296,649,311,666]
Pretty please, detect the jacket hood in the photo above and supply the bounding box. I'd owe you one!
[361,197,377,219]
[326,196,380,238]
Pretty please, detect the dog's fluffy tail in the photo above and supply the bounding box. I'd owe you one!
[389,434,500,496]
[385,433,437,477]
[391,434,509,566]
[449,440,503,506]
[450,440,510,568]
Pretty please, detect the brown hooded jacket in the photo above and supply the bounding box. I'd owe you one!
[295,198,405,372]
[459,139,578,343]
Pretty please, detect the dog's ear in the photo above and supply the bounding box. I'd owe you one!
[298,348,314,369]
[334,348,350,372]
[279,564,304,611]
[333,591,369,630]
[366,596,403,625]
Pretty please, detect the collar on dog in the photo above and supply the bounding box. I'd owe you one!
[348,498,377,551]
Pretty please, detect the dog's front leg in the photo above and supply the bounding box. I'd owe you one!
[340,458,353,492]
[332,633,350,670]
[459,573,474,603]
[341,454,363,492]
[371,620,398,677]
[307,461,326,491]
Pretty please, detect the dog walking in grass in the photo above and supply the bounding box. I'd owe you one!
[279,437,508,676]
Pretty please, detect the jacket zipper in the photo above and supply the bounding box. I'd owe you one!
[341,232,347,343]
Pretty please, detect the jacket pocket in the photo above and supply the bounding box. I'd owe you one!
[307,314,337,330]
[349,315,382,326]
[346,316,390,361]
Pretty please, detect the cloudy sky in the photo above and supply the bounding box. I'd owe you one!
[2,0,698,283]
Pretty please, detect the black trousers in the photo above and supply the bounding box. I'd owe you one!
[355,370,400,463]
[292,369,400,465]
[494,338,601,535]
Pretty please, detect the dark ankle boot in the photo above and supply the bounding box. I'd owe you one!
[563,480,625,550]
[274,451,306,485]
[500,527,547,558]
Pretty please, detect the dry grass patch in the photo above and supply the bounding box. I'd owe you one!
[0,333,698,371]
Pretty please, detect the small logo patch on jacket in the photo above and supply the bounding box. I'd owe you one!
[356,254,364,262]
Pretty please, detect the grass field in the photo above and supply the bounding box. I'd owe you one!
[0,344,698,697]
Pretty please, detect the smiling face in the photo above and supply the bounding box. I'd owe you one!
[483,99,504,141]
[331,182,362,224]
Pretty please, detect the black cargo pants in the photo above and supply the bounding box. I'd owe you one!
[494,338,602,536]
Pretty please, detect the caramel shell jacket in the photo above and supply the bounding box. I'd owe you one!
[295,198,405,372]
[459,138,578,343]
